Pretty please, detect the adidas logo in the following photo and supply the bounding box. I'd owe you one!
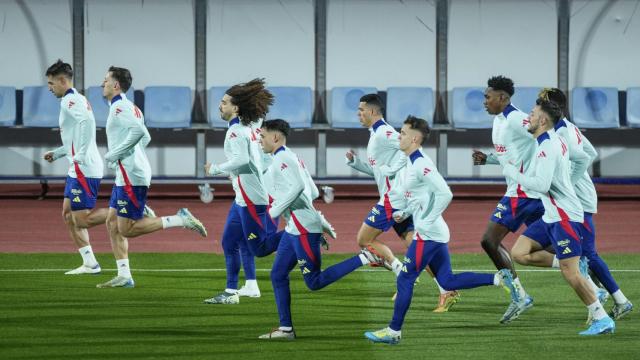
[423,168,431,176]
[402,266,408,273]
[562,247,572,255]
[229,132,237,139]
[119,208,128,214]
[247,233,257,240]
[368,216,375,223]
[302,267,310,274]
[115,108,122,115]
[68,101,75,109]
[280,163,288,171]
[538,151,547,158]
[494,212,502,219]
[72,196,81,203]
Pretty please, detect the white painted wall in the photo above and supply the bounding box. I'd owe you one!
[569,0,640,89]
[206,0,315,88]
[0,0,72,87]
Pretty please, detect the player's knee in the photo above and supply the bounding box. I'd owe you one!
[356,235,371,247]
[62,210,73,226]
[303,278,322,291]
[270,269,288,285]
[511,250,527,265]
[480,234,499,251]
[72,213,89,228]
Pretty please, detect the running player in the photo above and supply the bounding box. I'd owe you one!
[511,88,633,322]
[97,66,207,288]
[364,116,517,344]
[502,99,615,335]
[472,76,539,322]
[43,59,106,275]
[258,119,384,340]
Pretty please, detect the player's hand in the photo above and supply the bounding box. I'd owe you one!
[392,211,406,223]
[43,151,55,163]
[73,154,85,165]
[205,162,216,176]
[107,160,118,170]
[346,149,356,162]
[472,149,487,165]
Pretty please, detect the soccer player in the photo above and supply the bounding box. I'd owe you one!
[502,99,615,335]
[347,94,459,311]
[258,119,384,340]
[364,116,517,345]
[203,79,280,304]
[43,59,107,275]
[97,66,207,288]
[511,88,633,322]
[471,76,539,322]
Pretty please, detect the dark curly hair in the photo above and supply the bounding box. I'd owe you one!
[226,78,274,126]
[487,75,514,97]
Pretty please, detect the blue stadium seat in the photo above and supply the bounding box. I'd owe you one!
[511,87,542,115]
[267,87,313,128]
[208,86,228,128]
[22,86,60,127]
[386,87,434,128]
[571,87,620,128]
[626,87,640,128]
[86,86,135,128]
[451,87,492,129]
[144,86,192,128]
[0,87,16,127]
[330,87,377,128]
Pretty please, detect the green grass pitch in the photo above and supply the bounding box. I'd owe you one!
[1,253,638,360]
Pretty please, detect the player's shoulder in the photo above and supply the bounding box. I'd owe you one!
[503,103,529,121]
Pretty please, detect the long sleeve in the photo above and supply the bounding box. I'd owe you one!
[67,106,91,164]
[422,167,453,225]
[486,152,501,165]
[51,145,67,161]
[209,134,250,175]
[346,154,374,176]
[104,122,144,163]
[269,155,305,219]
[377,150,407,177]
[563,134,590,182]
[582,134,598,162]
[503,143,555,194]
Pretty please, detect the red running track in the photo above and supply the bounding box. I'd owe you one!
[1,198,638,253]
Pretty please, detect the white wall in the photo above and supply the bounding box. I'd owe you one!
[326,0,437,89]
[448,0,557,88]
[569,0,640,89]
[84,0,195,88]
[0,0,72,87]
[206,0,315,88]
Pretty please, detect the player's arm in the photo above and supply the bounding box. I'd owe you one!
[208,132,250,176]
[104,109,145,163]
[65,103,91,164]
[45,145,67,162]
[421,163,453,225]
[473,149,500,165]
[302,165,320,199]
[378,149,407,177]
[345,150,374,176]
[562,133,590,182]
[503,142,555,193]
[268,154,305,219]
[581,132,598,162]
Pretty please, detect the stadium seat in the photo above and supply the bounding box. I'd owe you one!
[511,87,542,115]
[267,87,313,128]
[22,86,60,127]
[626,87,640,128]
[144,86,192,128]
[386,87,434,128]
[571,87,620,128]
[208,86,228,128]
[0,87,16,127]
[330,87,377,128]
[86,86,135,128]
[451,87,492,129]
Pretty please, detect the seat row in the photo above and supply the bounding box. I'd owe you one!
[0,86,638,129]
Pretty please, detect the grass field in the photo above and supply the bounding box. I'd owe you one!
[1,253,638,360]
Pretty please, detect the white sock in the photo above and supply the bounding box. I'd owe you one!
[387,327,401,336]
[359,253,369,265]
[513,277,527,299]
[552,256,560,268]
[161,215,185,229]
[278,326,293,332]
[391,258,403,276]
[244,279,258,289]
[433,278,447,294]
[612,290,629,305]
[225,288,238,294]
[116,259,132,278]
[78,245,98,267]
[587,301,608,321]
[493,272,501,286]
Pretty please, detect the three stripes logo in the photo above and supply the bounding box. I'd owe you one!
[115,108,122,115]
[68,101,75,109]
[423,168,431,176]
[280,163,288,171]
[385,131,393,139]
[133,106,142,119]
[538,151,547,158]
[247,233,257,240]
[119,208,128,214]
[229,132,237,139]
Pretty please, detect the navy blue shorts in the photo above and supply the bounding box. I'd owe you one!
[64,175,101,211]
[109,185,147,220]
[490,196,544,232]
[363,204,414,236]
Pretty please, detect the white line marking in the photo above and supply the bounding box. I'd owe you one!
[1,268,640,273]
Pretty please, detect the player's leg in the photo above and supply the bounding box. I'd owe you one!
[238,238,260,298]
[62,196,102,274]
[97,204,134,288]
[294,232,365,291]
[259,233,298,340]
[580,214,632,320]
[204,203,243,304]
[240,204,280,257]
[357,205,398,266]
